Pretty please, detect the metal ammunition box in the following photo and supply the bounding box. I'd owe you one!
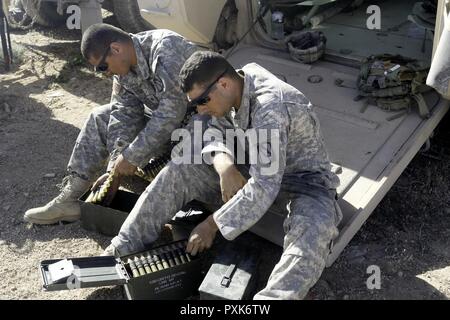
[198,242,260,300]
[79,190,139,236]
[39,239,203,300]
[79,190,210,237]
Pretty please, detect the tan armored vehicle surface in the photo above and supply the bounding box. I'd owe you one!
[137,0,450,265]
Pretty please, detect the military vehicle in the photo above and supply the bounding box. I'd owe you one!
[6,0,448,267]
[134,0,450,266]
[1,0,152,32]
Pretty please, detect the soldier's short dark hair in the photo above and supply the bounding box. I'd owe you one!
[179,51,239,93]
[81,23,132,60]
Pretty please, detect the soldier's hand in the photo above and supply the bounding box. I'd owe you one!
[219,166,247,203]
[186,215,218,256]
[89,171,121,206]
[114,154,137,176]
[91,173,109,191]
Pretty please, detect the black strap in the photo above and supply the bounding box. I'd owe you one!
[220,263,237,287]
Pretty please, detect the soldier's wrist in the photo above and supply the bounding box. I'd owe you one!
[206,215,219,232]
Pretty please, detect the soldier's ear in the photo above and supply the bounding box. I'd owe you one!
[110,42,122,55]
[217,77,228,90]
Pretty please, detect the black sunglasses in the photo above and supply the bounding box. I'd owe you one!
[188,69,227,108]
[94,45,111,73]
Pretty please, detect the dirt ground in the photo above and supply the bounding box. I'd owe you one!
[0,18,449,300]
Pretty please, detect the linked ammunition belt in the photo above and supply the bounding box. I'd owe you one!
[85,168,118,205]
[86,153,171,205]
[86,106,197,205]
[125,240,193,278]
[135,106,197,182]
[134,153,171,182]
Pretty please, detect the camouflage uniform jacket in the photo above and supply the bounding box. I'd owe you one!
[108,29,199,169]
[202,63,340,240]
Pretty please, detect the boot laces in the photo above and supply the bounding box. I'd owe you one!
[55,176,76,201]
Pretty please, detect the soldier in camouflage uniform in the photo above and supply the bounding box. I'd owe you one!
[23,23,200,225]
[105,51,343,299]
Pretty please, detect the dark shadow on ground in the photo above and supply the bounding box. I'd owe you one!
[0,77,113,253]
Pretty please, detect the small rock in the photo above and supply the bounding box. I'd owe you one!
[44,173,56,178]
[397,271,403,277]
[3,205,11,211]
[23,193,29,197]
[343,294,349,300]
[345,246,368,260]
[11,287,17,292]
[4,102,11,113]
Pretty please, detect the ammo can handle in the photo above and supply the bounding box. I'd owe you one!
[220,263,237,287]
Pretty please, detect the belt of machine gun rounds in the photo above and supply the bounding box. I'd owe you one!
[134,153,171,182]
[87,107,198,205]
[86,153,171,205]
[126,241,193,278]
[85,167,117,204]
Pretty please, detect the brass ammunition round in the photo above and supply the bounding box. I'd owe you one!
[149,167,157,178]
[164,251,175,268]
[146,254,158,272]
[159,251,170,269]
[97,188,106,203]
[128,258,140,278]
[175,249,186,264]
[92,190,100,203]
[153,254,164,271]
[176,242,191,262]
[141,256,152,274]
[134,256,146,276]
[86,193,93,203]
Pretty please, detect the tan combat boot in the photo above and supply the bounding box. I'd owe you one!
[24,175,91,225]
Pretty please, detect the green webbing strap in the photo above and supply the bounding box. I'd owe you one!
[412,93,430,119]
[373,96,411,111]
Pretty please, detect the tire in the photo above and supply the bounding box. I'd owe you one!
[1,0,32,28]
[214,0,238,50]
[102,0,114,13]
[112,0,153,33]
[21,0,66,27]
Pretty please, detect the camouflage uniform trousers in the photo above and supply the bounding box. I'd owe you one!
[111,161,342,300]
[66,104,146,181]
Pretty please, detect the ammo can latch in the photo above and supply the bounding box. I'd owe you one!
[220,263,237,287]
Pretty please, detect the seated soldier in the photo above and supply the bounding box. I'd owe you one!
[104,51,342,300]
[23,23,201,225]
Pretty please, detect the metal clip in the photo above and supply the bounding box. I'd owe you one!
[220,263,236,287]
[384,64,400,75]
